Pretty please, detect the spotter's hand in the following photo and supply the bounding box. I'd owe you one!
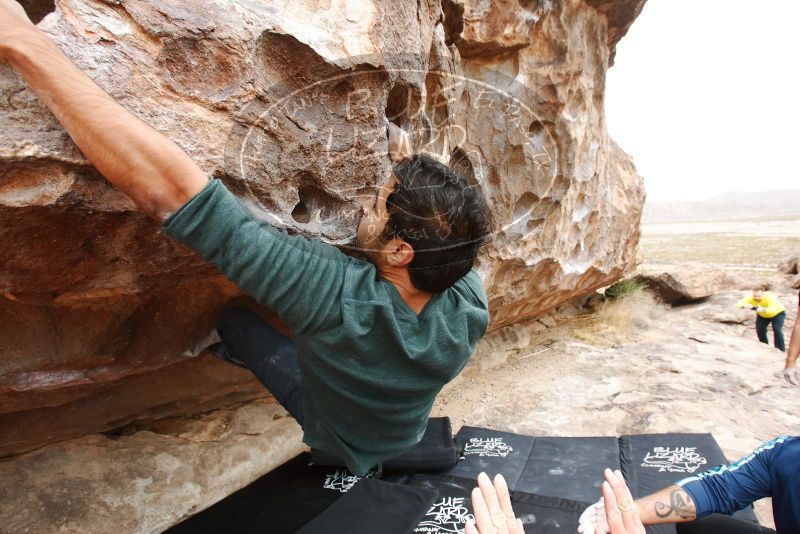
[600,469,645,534]
[465,472,525,534]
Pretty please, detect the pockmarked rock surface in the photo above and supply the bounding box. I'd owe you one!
[0,0,645,456]
[635,266,725,304]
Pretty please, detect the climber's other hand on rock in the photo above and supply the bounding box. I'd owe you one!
[387,122,412,162]
[0,0,36,60]
[784,365,800,386]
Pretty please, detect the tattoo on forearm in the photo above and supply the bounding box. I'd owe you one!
[654,489,696,520]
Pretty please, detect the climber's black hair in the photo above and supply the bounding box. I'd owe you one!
[384,154,489,293]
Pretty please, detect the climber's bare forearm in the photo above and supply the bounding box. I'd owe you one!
[787,306,800,368]
[635,485,697,525]
[4,27,206,219]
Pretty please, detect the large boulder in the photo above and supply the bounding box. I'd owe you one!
[584,0,647,64]
[0,0,646,456]
[0,398,305,534]
[777,255,799,275]
[636,267,725,305]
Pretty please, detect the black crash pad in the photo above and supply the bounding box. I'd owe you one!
[515,436,621,505]
[168,453,362,534]
[169,429,764,534]
[406,475,477,534]
[620,433,760,532]
[445,426,535,492]
[296,478,437,534]
[511,493,586,534]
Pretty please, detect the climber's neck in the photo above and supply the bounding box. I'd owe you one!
[378,266,433,316]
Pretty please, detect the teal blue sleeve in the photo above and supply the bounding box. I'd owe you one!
[676,436,785,517]
[162,179,349,335]
[460,269,489,310]
[450,269,490,342]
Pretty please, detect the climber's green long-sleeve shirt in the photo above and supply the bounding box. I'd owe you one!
[162,179,489,475]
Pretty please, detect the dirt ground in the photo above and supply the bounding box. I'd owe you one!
[434,273,799,529]
[641,217,800,269]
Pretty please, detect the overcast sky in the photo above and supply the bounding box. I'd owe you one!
[605,0,800,203]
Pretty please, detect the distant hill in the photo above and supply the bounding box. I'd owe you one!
[643,189,800,224]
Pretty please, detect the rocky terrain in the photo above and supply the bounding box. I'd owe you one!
[2,269,796,532]
[436,270,799,530]
[0,0,646,460]
[3,0,796,532]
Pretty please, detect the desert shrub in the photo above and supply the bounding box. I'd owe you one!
[596,289,664,330]
[573,284,667,346]
[604,278,646,300]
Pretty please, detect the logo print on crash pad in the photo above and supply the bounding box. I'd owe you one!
[641,447,708,473]
[414,497,475,533]
[322,469,377,493]
[463,437,514,458]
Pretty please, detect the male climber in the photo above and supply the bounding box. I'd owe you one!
[0,0,490,475]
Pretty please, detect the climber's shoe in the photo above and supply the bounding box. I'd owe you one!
[208,341,249,369]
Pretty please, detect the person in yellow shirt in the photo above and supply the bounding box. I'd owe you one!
[736,285,787,352]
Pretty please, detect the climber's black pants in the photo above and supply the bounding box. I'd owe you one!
[214,307,304,427]
[756,311,786,352]
[677,515,775,534]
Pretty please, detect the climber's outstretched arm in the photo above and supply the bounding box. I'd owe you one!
[0,0,207,220]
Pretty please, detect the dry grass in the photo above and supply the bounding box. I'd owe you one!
[640,218,800,270]
[641,234,800,269]
[572,289,667,346]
